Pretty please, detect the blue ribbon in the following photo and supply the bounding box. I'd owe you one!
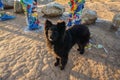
[0,0,3,9]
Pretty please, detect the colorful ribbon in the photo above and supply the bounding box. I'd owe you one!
[67,0,85,27]
[21,0,41,30]
[0,0,3,10]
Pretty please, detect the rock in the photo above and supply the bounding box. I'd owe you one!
[2,0,14,9]
[0,11,5,15]
[41,2,65,17]
[38,0,54,4]
[112,13,120,30]
[14,1,24,13]
[81,9,97,25]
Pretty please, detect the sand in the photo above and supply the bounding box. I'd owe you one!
[0,0,120,80]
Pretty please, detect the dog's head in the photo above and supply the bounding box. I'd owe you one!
[45,19,66,42]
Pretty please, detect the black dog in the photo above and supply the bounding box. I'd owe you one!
[44,20,90,70]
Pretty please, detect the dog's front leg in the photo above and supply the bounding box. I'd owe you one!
[77,42,82,51]
[54,58,60,66]
[60,57,68,70]
[80,43,86,54]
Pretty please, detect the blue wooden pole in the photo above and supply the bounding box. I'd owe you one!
[67,0,85,27]
[0,0,4,10]
[21,0,41,30]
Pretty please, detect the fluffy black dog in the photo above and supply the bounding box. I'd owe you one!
[44,20,90,70]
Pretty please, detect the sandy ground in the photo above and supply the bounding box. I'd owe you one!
[0,0,120,80]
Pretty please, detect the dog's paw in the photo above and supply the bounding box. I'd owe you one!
[54,62,59,66]
[60,66,65,70]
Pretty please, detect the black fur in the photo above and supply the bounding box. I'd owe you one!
[44,20,90,70]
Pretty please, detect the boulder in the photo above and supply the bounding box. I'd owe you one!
[2,0,14,9]
[81,9,97,25]
[112,13,120,30]
[14,1,24,13]
[0,11,5,14]
[41,2,65,17]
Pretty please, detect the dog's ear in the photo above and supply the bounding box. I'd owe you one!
[57,21,66,32]
[45,19,52,29]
